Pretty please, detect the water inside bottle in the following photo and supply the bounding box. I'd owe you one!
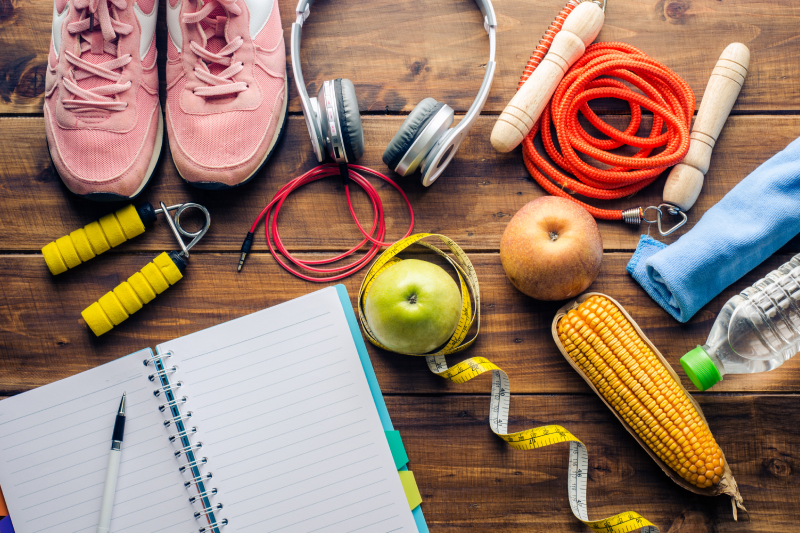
[705,255,800,376]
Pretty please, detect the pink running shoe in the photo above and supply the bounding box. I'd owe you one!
[45,0,162,200]
[165,0,287,188]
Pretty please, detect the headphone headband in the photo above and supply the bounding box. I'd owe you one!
[290,21,325,161]
[294,0,496,26]
[291,0,497,182]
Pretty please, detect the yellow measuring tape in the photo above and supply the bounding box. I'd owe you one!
[358,234,659,533]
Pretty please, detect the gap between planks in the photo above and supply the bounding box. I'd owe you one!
[4,111,800,119]
[1,391,798,400]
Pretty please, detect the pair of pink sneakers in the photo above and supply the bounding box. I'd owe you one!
[45,0,287,199]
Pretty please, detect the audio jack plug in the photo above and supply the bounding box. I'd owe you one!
[237,232,255,272]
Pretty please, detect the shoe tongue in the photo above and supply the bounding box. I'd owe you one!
[201,5,227,77]
[199,5,236,104]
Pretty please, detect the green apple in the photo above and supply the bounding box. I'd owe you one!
[365,259,462,354]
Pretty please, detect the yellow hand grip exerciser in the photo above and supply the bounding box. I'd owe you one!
[42,203,159,275]
[43,202,211,336]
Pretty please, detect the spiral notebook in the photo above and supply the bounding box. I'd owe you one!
[0,286,427,533]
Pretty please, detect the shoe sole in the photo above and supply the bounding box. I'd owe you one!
[70,104,164,202]
[179,75,289,191]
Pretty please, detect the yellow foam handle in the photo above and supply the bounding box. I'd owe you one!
[42,204,146,275]
[81,252,183,336]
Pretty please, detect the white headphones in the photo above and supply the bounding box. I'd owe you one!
[291,0,497,186]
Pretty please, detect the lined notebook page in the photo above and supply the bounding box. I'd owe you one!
[0,350,197,533]
[158,287,417,533]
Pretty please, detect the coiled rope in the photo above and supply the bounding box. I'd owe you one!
[520,36,695,220]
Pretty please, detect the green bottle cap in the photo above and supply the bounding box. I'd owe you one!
[680,346,722,391]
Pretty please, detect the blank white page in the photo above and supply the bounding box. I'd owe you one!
[0,349,198,533]
[158,287,417,533]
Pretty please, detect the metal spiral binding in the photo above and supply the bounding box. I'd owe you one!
[169,426,197,443]
[184,472,213,488]
[163,411,192,428]
[159,395,188,412]
[149,350,227,533]
[195,504,223,518]
[179,456,209,473]
[189,488,218,504]
[143,353,170,366]
[174,439,202,457]
[148,365,178,381]
[199,519,229,533]
[153,381,182,398]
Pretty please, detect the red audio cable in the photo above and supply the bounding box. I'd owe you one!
[238,164,414,282]
[519,17,694,220]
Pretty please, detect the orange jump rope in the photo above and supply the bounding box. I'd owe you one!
[518,1,695,224]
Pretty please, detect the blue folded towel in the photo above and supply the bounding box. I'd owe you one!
[627,135,800,322]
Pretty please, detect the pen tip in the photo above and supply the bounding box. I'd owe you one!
[118,393,126,416]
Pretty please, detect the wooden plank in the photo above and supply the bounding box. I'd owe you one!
[3,0,799,114]
[0,392,794,529]
[2,115,799,253]
[3,251,800,396]
[389,393,800,532]
[0,0,49,114]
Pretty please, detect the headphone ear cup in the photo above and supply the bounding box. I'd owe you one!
[334,79,365,162]
[383,98,444,173]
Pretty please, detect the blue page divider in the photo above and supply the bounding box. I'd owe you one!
[335,284,429,533]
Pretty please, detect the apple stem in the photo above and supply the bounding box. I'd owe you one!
[549,231,559,242]
[408,294,418,304]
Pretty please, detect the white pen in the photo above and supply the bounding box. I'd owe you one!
[97,393,126,533]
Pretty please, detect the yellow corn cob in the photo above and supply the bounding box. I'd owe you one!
[557,295,725,489]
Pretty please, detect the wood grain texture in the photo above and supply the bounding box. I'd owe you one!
[390,394,800,532]
[0,392,797,529]
[2,115,800,253]
[4,251,800,397]
[3,0,799,114]
[0,0,48,114]
[2,0,800,529]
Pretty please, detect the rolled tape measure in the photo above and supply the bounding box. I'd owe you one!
[358,234,659,533]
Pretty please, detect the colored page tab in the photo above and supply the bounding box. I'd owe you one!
[0,517,13,533]
[0,485,6,516]
[386,430,409,470]
[399,471,422,510]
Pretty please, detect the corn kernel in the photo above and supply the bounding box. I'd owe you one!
[558,296,726,489]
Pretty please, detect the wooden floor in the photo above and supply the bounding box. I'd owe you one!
[2,0,800,531]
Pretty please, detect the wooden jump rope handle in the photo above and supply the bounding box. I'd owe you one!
[663,43,750,211]
[490,1,604,153]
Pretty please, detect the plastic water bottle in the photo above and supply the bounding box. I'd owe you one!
[680,253,800,390]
